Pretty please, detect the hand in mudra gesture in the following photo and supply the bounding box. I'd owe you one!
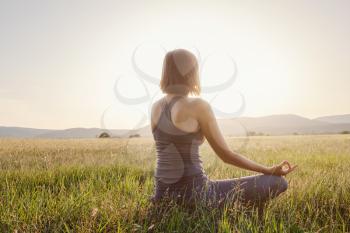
[268,160,297,176]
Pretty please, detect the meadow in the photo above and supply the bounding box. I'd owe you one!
[0,135,349,232]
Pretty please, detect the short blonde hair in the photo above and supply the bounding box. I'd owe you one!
[160,49,200,96]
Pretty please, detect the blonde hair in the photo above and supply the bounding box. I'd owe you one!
[160,49,200,96]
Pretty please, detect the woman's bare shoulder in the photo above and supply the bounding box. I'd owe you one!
[151,97,165,113]
[187,97,211,110]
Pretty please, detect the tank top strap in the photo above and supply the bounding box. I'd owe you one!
[165,95,184,112]
[156,95,185,131]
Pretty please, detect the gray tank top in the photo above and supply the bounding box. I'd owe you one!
[152,96,205,185]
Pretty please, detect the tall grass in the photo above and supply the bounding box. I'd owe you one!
[0,135,349,232]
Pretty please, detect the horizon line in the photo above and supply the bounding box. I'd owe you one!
[1,113,349,131]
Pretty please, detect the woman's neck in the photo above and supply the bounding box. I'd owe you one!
[166,93,188,98]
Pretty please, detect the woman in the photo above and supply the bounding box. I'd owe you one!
[151,49,297,207]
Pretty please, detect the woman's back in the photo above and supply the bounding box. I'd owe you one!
[152,95,205,185]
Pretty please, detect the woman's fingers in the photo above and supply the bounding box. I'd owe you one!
[283,160,292,170]
[271,161,297,176]
[278,160,291,170]
[275,161,297,176]
[284,164,298,175]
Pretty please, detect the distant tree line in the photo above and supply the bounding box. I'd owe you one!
[97,132,142,138]
[247,131,269,136]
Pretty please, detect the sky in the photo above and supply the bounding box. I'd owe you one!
[0,0,349,129]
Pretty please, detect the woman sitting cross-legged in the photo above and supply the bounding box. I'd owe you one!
[150,49,297,209]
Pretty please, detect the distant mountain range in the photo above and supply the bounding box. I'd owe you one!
[0,127,138,139]
[1,114,350,138]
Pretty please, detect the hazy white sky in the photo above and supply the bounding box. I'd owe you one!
[1,0,349,129]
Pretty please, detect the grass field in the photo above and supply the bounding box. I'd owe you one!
[0,135,349,232]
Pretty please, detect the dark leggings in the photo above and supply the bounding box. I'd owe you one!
[152,174,288,207]
[204,174,288,206]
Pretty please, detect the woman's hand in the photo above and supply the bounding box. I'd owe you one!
[265,160,297,176]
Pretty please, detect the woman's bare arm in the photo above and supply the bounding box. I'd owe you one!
[195,99,296,176]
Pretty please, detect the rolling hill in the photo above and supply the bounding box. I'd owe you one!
[1,114,350,138]
[314,114,350,124]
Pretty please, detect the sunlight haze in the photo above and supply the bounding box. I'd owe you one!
[1,0,349,129]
